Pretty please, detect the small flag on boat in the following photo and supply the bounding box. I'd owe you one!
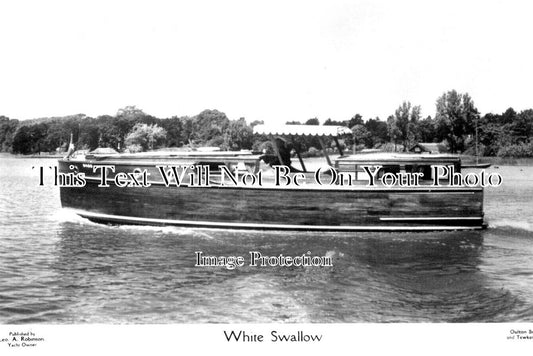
[65,133,75,158]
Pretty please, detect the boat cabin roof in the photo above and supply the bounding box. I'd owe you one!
[63,150,262,168]
[83,149,257,160]
[253,124,352,137]
[335,152,461,166]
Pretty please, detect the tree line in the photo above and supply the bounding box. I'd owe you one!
[1,90,532,157]
[1,106,256,155]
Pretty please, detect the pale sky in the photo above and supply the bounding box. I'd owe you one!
[1,0,532,124]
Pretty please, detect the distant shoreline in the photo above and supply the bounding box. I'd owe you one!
[0,152,64,159]
[2,151,533,166]
[459,155,533,167]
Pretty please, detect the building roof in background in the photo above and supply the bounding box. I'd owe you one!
[410,143,448,153]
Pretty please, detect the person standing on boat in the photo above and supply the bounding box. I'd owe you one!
[273,137,302,172]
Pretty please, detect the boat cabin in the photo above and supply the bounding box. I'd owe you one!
[253,124,461,184]
[64,124,462,186]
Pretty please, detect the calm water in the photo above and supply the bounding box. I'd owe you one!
[1,156,532,323]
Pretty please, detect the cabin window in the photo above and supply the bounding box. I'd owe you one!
[420,166,432,180]
[406,165,432,180]
[196,161,223,172]
[196,161,257,174]
[380,165,400,176]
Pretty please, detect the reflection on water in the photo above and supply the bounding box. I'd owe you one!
[0,157,532,323]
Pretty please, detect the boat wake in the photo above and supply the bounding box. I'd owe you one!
[53,208,216,238]
[53,208,98,225]
[117,225,214,238]
[488,219,533,234]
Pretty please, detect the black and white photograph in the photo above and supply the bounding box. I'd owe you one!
[1,0,532,354]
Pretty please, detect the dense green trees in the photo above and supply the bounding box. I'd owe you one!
[389,101,421,151]
[476,108,533,156]
[434,90,479,153]
[12,126,34,154]
[125,123,167,152]
[351,124,370,149]
[223,118,253,151]
[2,107,256,154]
[0,116,19,152]
[12,123,48,154]
[1,94,532,156]
[190,109,230,146]
[364,118,388,147]
[305,118,320,126]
